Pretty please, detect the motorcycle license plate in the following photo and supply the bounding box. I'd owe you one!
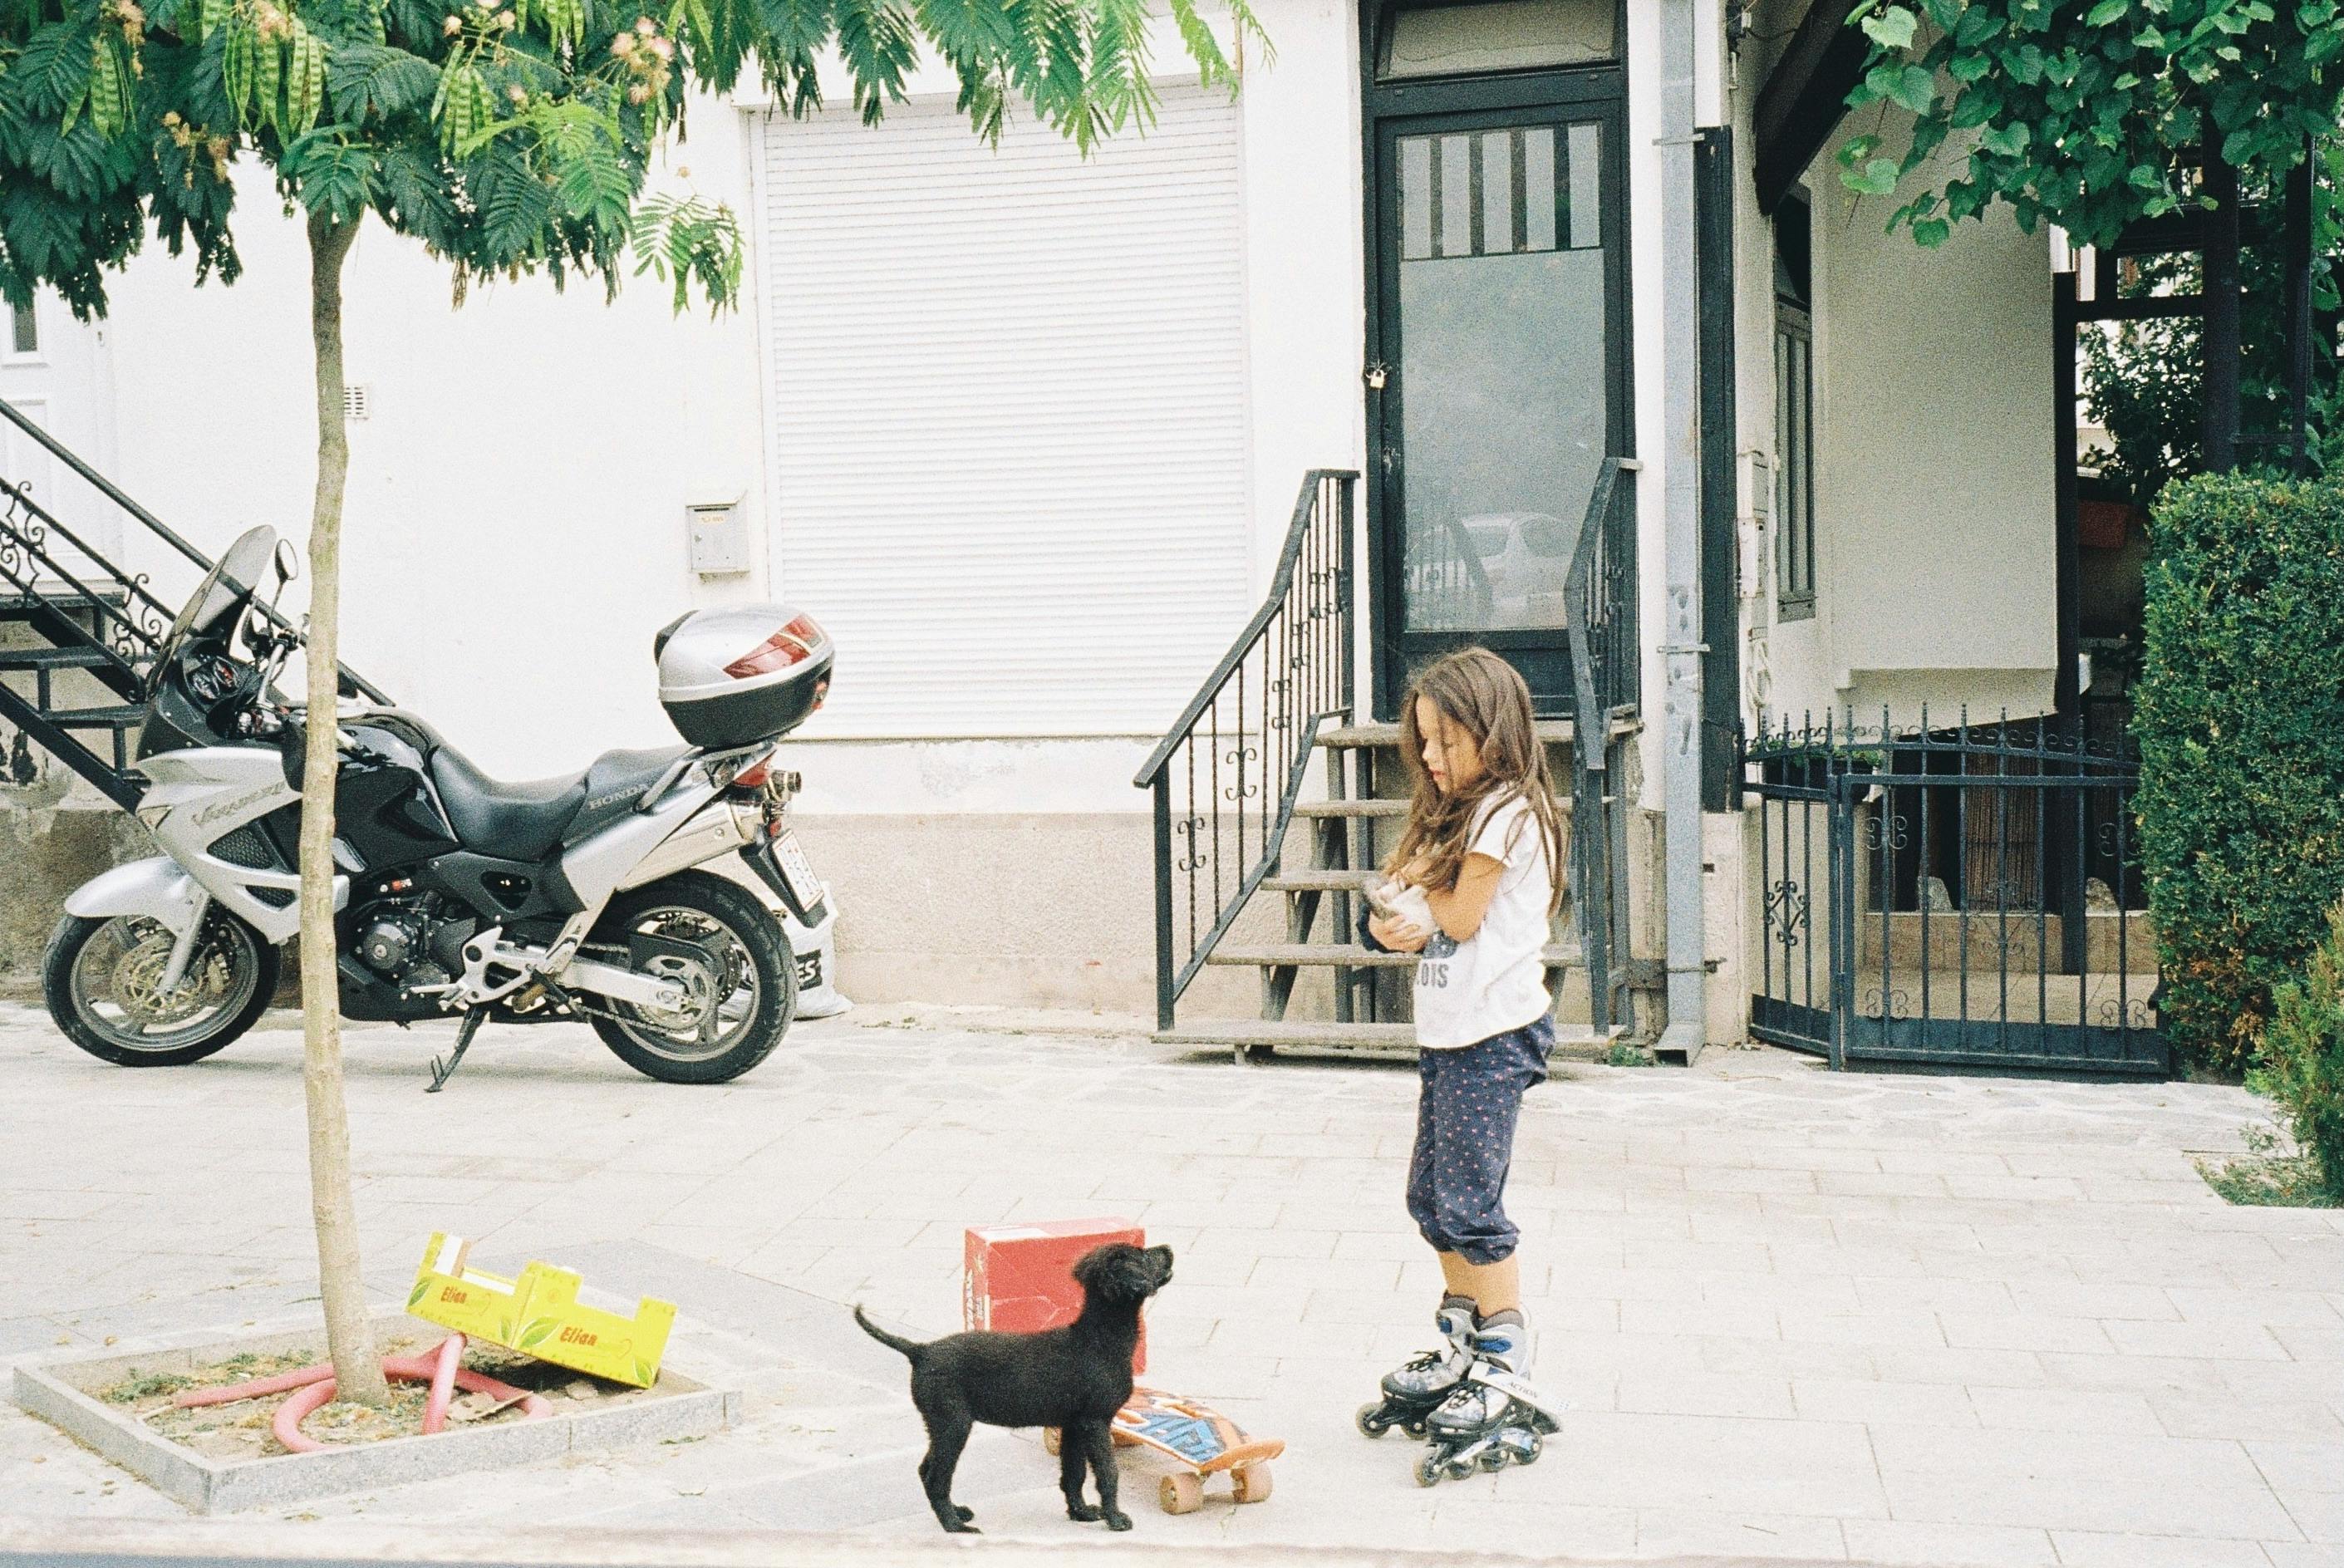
[769,829,824,917]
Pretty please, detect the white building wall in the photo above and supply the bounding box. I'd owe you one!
[1720,12,2059,733]
[99,116,771,786]
[91,9,1338,825]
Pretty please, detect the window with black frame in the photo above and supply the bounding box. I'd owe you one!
[1373,0,1617,78]
[1773,191,1816,621]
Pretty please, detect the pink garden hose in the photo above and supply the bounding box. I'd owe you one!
[170,1333,552,1453]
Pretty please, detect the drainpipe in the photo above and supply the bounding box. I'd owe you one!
[1657,0,1707,1062]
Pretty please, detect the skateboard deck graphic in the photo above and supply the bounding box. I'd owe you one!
[1048,1388,1284,1514]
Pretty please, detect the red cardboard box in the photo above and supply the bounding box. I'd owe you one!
[964,1217,1146,1375]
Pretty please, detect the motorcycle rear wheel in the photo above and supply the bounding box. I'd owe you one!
[42,912,278,1067]
[586,870,796,1084]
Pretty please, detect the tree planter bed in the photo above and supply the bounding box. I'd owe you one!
[12,1311,739,1513]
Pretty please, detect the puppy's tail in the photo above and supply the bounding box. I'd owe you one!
[853,1305,927,1364]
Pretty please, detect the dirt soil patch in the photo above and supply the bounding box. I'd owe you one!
[97,1336,656,1461]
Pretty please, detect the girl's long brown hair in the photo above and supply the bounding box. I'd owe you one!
[1385,648,1566,915]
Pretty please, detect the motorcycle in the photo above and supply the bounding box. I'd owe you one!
[41,523,837,1088]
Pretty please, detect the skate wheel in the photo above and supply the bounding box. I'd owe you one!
[1355,1403,1390,1439]
[1231,1462,1273,1504]
[1042,1427,1060,1457]
[1517,1432,1543,1465]
[1160,1472,1205,1515]
[1402,1418,1429,1439]
[1413,1452,1443,1488]
[1478,1445,1510,1472]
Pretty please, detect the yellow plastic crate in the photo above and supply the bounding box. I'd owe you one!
[408,1233,676,1389]
[407,1233,524,1345]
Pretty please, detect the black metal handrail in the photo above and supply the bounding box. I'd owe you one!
[0,397,391,705]
[0,474,171,677]
[1563,456,1635,1034]
[1136,469,1357,1030]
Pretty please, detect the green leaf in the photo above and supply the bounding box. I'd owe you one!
[1978,121,2032,156]
[1888,63,1936,112]
[408,1279,432,1310]
[1953,7,2006,43]
[2086,0,2130,22]
[1912,216,1952,245]
[1842,156,1902,195]
[327,44,441,125]
[1862,5,1921,47]
[518,1316,561,1350]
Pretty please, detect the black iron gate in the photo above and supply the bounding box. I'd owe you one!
[1742,713,2167,1078]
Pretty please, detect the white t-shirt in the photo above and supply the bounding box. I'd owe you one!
[1412,793,1556,1050]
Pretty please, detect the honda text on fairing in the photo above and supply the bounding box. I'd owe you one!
[40,524,836,1088]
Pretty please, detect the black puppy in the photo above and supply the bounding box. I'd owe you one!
[854,1241,1175,1534]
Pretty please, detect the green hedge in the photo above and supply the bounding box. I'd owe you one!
[2263,897,2344,1198]
[2136,473,2344,1074]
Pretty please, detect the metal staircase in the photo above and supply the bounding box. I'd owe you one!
[0,397,384,807]
[1136,463,1642,1061]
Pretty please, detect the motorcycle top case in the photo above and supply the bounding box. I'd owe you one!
[654,604,833,750]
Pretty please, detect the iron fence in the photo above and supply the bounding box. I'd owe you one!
[1741,710,2165,1077]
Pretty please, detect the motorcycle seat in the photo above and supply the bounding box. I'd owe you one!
[563,745,693,846]
[427,745,591,862]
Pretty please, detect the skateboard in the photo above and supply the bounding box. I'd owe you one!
[1044,1389,1285,1514]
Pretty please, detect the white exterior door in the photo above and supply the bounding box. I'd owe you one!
[0,295,123,585]
[756,85,1251,738]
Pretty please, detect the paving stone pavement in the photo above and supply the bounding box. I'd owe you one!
[1,999,2341,1566]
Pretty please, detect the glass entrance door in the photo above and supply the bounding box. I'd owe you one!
[1370,101,1625,716]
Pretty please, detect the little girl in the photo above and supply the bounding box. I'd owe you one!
[1363,647,1565,1442]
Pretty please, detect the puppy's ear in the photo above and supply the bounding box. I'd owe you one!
[1070,1245,1106,1294]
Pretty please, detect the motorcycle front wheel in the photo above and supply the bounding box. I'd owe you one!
[42,912,278,1067]
[585,870,796,1084]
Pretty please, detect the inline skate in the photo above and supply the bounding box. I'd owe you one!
[1355,1296,1476,1440]
[1413,1317,1565,1486]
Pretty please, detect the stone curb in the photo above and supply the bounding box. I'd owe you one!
[0,1517,1886,1568]
[10,1312,740,1514]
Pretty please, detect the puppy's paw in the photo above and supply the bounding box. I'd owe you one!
[1105,1511,1135,1532]
[956,1507,976,1525]
[942,1521,982,1535]
[1067,1502,1103,1522]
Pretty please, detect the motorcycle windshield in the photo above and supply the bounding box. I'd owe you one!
[155,525,277,670]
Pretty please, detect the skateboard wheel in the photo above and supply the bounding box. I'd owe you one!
[1413,1452,1443,1488]
[1160,1472,1205,1515]
[1042,1428,1060,1457]
[1231,1462,1273,1504]
[1355,1403,1390,1439]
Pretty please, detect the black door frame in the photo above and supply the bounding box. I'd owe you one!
[1358,17,1636,722]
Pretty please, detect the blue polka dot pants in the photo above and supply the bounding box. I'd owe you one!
[1406,1016,1554,1266]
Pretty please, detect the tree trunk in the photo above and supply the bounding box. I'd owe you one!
[301,209,388,1408]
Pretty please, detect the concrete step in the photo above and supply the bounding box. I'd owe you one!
[1206,941,1583,969]
[0,646,116,671]
[1294,798,1408,819]
[1319,719,1578,750]
[1158,1017,1627,1061]
[1261,868,1377,893]
[1159,1020,1417,1054]
[41,704,142,728]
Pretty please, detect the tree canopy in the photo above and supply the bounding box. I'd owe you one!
[1840,0,2343,248]
[0,0,1260,317]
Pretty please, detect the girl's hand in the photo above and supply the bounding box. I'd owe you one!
[1369,912,1429,953]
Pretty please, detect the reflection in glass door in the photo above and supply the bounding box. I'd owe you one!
[1374,106,1622,715]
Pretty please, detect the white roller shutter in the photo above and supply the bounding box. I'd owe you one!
[757,86,1249,737]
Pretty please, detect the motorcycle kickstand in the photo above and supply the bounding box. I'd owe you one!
[426,1010,485,1094]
